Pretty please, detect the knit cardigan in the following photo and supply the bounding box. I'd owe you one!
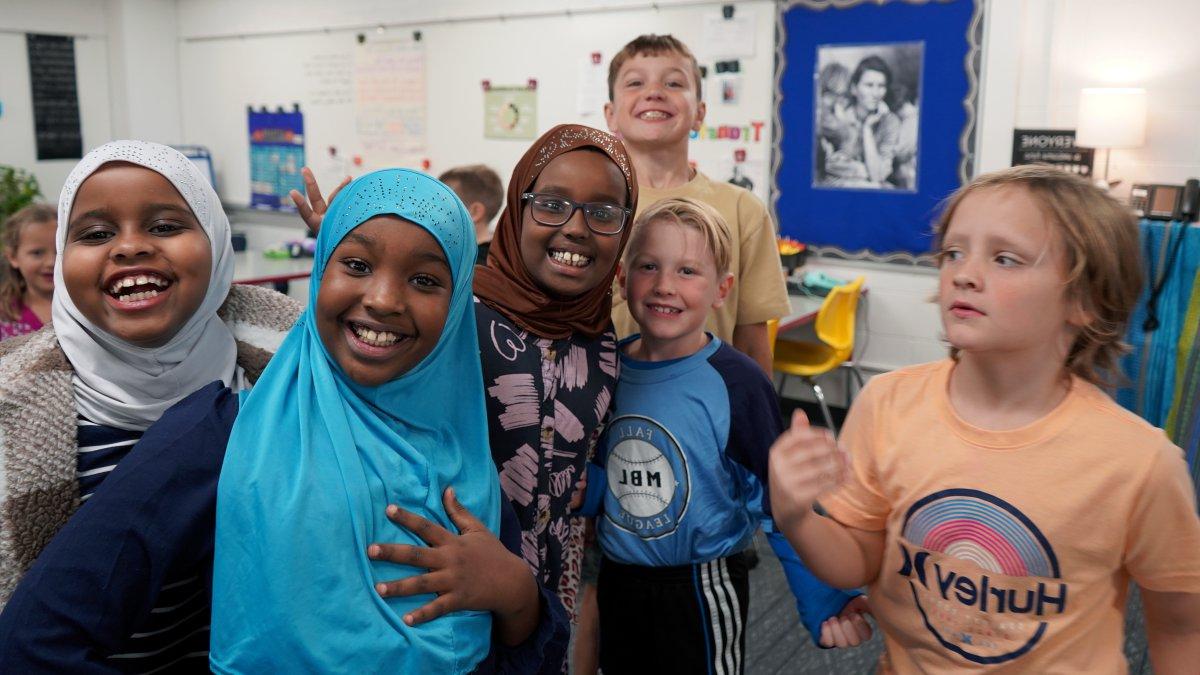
[0,283,302,605]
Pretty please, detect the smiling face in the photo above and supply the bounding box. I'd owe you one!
[854,69,888,112]
[63,163,212,348]
[619,217,732,360]
[938,186,1081,363]
[518,149,627,298]
[316,215,452,387]
[604,51,706,150]
[6,218,56,299]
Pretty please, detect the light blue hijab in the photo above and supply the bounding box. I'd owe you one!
[210,169,500,674]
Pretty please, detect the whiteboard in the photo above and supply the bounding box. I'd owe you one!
[177,1,778,209]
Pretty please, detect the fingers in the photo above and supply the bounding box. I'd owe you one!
[372,569,450,599]
[442,487,485,534]
[824,615,853,648]
[367,542,443,569]
[385,504,452,546]
[289,188,315,223]
[789,409,810,433]
[818,619,835,648]
[849,611,873,643]
[301,167,326,210]
[402,593,459,626]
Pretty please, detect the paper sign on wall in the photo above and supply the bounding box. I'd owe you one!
[355,37,427,168]
[484,86,538,140]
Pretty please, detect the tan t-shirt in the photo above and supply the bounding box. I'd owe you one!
[612,171,790,341]
[822,360,1200,674]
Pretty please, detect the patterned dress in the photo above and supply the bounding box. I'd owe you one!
[475,299,618,617]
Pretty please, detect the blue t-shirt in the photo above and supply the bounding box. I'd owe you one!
[583,336,859,641]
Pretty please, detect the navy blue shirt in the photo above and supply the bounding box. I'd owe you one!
[0,383,567,674]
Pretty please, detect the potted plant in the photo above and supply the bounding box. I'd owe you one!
[777,235,808,275]
[0,165,43,224]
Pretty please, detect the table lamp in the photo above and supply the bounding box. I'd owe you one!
[1075,87,1147,189]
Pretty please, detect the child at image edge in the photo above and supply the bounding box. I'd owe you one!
[769,165,1200,674]
[581,198,868,674]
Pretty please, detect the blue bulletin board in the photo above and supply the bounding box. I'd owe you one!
[772,0,983,260]
[248,105,305,210]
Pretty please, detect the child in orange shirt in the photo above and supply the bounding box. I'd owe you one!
[769,165,1200,673]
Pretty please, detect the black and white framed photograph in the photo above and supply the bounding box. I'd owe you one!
[813,42,923,192]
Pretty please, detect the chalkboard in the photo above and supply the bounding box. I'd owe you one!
[26,33,82,161]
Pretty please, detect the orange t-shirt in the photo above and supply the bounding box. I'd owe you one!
[822,360,1200,674]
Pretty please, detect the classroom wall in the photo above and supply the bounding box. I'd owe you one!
[0,0,113,200]
[175,0,779,208]
[0,0,183,200]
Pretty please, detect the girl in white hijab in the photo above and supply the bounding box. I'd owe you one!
[0,141,300,672]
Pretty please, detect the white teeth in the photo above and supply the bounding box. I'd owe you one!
[116,289,159,304]
[649,305,681,314]
[351,323,401,347]
[550,251,592,268]
[109,273,170,295]
[639,111,668,120]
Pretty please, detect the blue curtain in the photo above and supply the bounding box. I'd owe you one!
[1118,220,1200,496]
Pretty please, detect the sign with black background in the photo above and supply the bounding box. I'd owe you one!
[1011,129,1093,176]
[26,33,83,161]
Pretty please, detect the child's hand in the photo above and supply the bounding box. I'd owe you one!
[288,167,350,235]
[818,595,873,648]
[768,410,850,528]
[368,487,538,634]
[568,469,588,512]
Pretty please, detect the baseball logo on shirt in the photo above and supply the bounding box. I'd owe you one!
[604,414,690,539]
[896,488,1066,665]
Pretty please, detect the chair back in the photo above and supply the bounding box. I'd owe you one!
[766,318,779,357]
[814,276,865,357]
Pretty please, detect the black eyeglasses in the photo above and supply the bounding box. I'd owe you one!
[521,193,630,236]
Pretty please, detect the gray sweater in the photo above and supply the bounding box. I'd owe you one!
[0,283,301,605]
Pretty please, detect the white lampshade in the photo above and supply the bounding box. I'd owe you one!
[1076,88,1147,149]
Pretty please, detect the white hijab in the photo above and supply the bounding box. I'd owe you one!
[52,140,237,431]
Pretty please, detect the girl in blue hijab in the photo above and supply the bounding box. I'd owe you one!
[211,169,549,673]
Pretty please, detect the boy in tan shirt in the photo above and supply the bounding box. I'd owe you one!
[604,34,789,374]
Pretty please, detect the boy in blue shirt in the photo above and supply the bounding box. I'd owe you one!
[580,198,869,673]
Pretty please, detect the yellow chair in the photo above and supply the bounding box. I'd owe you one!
[773,276,866,433]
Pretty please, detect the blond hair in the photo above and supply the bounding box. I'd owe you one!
[1,203,56,321]
[625,197,731,275]
[608,34,703,102]
[933,165,1142,385]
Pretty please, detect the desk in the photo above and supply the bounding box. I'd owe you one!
[779,292,825,332]
[233,251,313,286]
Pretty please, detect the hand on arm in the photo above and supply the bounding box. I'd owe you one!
[1142,588,1200,674]
[288,167,350,235]
[768,410,884,589]
[367,488,540,646]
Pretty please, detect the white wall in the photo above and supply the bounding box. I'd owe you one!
[0,0,112,199]
[105,0,184,144]
[175,0,778,208]
[0,0,182,199]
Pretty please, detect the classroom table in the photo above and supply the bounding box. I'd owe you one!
[778,291,825,332]
[232,251,313,292]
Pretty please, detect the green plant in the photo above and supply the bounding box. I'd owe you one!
[0,166,43,224]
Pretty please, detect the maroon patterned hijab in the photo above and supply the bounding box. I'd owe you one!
[473,124,638,339]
